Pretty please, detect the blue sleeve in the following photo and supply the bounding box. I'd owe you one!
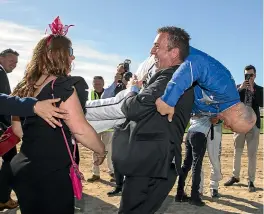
[161,58,201,107]
[0,94,37,116]
[101,82,116,99]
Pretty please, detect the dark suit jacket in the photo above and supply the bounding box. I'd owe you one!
[112,66,194,178]
[0,66,12,126]
[0,94,37,117]
[237,83,263,128]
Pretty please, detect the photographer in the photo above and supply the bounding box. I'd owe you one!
[114,60,133,96]
[87,60,132,183]
[224,65,263,192]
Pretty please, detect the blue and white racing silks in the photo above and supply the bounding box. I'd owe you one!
[161,46,240,115]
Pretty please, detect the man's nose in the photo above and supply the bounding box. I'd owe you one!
[150,46,156,55]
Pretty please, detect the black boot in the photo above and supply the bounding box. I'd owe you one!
[211,189,220,198]
[107,187,122,196]
[224,176,239,186]
[248,181,256,192]
[189,197,205,206]
[175,190,189,202]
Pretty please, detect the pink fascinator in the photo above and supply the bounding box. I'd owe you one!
[46,16,74,46]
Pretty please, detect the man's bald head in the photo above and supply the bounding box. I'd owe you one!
[219,102,256,133]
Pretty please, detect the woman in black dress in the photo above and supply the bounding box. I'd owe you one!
[10,18,106,214]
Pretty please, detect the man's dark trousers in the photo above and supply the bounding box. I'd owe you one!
[113,163,124,189]
[118,148,177,214]
[0,147,17,203]
[118,163,177,214]
[177,131,207,200]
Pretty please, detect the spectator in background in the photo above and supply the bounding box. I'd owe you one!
[224,65,263,192]
[0,48,19,211]
[87,75,117,182]
[88,63,132,182]
[89,76,105,100]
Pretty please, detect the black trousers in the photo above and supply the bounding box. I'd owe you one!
[113,163,124,188]
[177,131,207,199]
[0,147,17,203]
[118,163,177,214]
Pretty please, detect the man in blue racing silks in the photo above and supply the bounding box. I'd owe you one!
[155,46,256,134]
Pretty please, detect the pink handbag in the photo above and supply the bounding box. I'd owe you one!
[51,79,84,200]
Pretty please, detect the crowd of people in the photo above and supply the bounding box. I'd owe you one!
[0,16,262,214]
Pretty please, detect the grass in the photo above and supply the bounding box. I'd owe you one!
[185,118,263,134]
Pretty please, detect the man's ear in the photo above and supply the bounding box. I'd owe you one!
[171,48,180,59]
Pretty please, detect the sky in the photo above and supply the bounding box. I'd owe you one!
[0,0,263,89]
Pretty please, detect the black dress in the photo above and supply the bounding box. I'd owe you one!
[10,76,88,214]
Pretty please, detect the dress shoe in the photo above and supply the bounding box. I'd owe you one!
[248,181,256,192]
[109,173,116,182]
[110,178,116,182]
[189,198,205,206]
[175,193,190,202]
[0,198,18,211]
[224,176,239,186]
[107,187,122,196]
[87,175,100,182]
[211,189,220,198]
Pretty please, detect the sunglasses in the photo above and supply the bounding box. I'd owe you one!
[68,47,73,57]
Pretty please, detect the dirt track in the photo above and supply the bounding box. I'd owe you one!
[1,134,263,214]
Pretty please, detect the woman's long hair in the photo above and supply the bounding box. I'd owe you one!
[12,35,72,97]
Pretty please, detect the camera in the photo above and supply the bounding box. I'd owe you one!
[245,73,253,81]
[123,71,133,82]
[123,59,131,73]
[118,59,132,83]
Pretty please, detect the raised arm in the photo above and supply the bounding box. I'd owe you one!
[101,82,116,99]
[60,88,105,156]
[161,59,200,107]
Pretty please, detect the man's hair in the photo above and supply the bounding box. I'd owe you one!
[157,26,190,61]
[0,48,19,57]
[93,76,104,81]
[118,63,124,67]
[244,65,256,74]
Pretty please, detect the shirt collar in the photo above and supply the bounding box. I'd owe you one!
[0,64,6,73]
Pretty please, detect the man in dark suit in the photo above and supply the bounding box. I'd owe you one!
[0,48,20,209]
[112,26,194,214]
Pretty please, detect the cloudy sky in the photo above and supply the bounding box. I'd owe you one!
[0,17,140,89]
[0,0,263,90]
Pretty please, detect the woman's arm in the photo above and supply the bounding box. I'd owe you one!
[60,88,105,156]
[11,116,23,138]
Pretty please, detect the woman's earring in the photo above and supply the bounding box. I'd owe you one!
[71,62,75,71]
